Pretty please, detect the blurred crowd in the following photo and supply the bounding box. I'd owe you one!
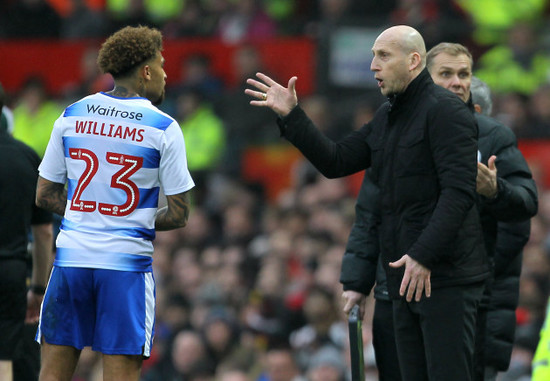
[3,0,550,380]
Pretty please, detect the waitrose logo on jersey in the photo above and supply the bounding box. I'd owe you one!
[75,120,145,142]
[86,104,143,120]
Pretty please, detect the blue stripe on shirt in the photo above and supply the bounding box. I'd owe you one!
[54,247,153,272]
[62,136,160,168]
[61,218,156,241]
[67,179,159,210]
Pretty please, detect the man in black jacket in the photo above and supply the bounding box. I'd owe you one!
[345,43,538,381]
[427,43,538,381]
[246,25,489,381]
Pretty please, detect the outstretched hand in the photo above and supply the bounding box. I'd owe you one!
[477,155,498,198]
[389,254,431,302]
[244,72,298,117]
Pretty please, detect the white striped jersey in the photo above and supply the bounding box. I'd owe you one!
[39,92,195,272]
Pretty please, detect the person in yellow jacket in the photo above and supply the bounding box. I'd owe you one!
[455,0,546,46]
[176,88,225,172]
[475,23,550,95]
[175,87,225,204]
[106,0,184,25]
[533,298,550,380]
[12,77,63,158]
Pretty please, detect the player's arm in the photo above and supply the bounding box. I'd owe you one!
[36,176,67,216]
[155,190,191,231]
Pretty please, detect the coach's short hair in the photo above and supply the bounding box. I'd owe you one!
[426,42,473,71]
[98,26,163,79]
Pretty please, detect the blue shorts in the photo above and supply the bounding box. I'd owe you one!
[36,266,155,357]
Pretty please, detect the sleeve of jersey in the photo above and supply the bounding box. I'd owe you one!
[159,122,195,195]
[38,117,68,184]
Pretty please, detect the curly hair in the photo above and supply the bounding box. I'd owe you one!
[97,26,163,78]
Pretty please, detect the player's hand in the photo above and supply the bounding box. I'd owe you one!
[245,72,298,117]
[477,155,498,198]
[389,254,431,302]
[342,290,366,318]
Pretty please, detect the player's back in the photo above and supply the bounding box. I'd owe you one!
[39,92,194,271]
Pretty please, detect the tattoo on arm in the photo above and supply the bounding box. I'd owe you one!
[36,177,67,216]
[155,191,191,231]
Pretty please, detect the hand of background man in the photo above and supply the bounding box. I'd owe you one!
[477,155,498,198]
[342,290,367,319]
[390,254,431,302]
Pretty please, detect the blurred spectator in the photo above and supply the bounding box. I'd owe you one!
[201,307,259,371]
[12,76,62,158]
[59,0,109,39]
[215,45,275,175]
[175,87,226,203]
[217,368,253,381]
[475,23,550,95]
[61,46,114,104]
[174,206,220,250]
[162,0,213,38]
[257,346,306,381]
[289,286,347,372]
[299,95,342,141]
[169,54,225,104]
[46,0,104,16]
[303,0,354,35]
[216,0,277,44]
[105,0,155,34]
[142,329,214,381]
[305,346,347,381]
[1,0,61,38]
[143,0,185,26]
[222,203,258,246]
[262,0,295,30]
[390,0,473,48]
[455,0,547,46]
[526,84,550,139]
[493,92,531,139]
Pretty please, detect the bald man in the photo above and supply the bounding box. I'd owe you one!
[245,25,489,380]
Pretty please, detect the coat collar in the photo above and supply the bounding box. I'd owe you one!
[388,68,433,113]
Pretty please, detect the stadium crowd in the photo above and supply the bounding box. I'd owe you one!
[2,0,550,380]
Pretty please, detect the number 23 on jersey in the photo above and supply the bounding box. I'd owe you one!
[69,148,143,217]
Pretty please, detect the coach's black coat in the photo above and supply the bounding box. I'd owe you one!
[341,97,538,372]
[278,69,489,298]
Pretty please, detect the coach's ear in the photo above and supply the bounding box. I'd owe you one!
[409,51,421,72]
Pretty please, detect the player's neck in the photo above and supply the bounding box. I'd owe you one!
[106,83,141,98]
